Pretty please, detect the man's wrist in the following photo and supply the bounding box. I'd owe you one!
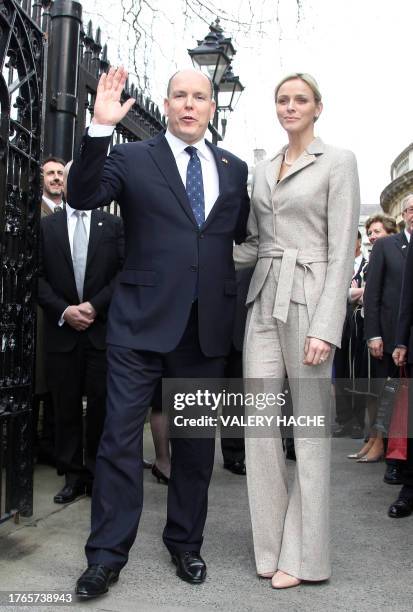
[59,306,70,327]
[88,122,115,137]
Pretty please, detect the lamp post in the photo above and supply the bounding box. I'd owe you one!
[188,18,243,145]
[217,64,244,138]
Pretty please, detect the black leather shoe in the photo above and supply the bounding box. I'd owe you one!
[223,461,246,475]
[76,564,119,599]
[383,465,403,485]
[171,551,206,584]
[332,425,352,438]
[53,482,85,504]
[388,498,413,518]
[143,458,153,469]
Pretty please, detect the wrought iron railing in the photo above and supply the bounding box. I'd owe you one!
[0,0,166,523]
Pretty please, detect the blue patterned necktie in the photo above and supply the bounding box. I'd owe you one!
[185,146,205,226]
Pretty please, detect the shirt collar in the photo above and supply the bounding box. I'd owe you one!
[404,229,411,243]
[42,195,63,211]
[65,203,92,218]
[165,129,211,162]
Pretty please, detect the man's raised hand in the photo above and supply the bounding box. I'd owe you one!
[92,66,136,126]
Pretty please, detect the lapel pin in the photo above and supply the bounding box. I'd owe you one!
[402,244,407,248]
[221,157,229,165]
[98,222,103,226]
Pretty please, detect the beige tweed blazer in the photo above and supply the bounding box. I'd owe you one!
[234,137,361,347]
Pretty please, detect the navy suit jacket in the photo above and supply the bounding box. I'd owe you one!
[68,131,249,357]
[364,232,408,354]
[396,234,413,362]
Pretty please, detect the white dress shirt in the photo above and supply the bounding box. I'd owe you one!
[404,229,411,243]
[65,203,92,255]
[88,123,220,218]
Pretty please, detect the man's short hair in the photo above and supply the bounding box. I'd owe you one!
[41,155,66,168]
[166,70,213,99]
[365,213,397,235]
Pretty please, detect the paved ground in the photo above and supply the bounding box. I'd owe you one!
[0,430,412,612]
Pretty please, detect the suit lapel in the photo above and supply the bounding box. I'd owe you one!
[52,209,73,269]
[395,231,409,257]
[265,153,284,195]
[201,142,230,230]
[281,151,317,181]
[86,210,104,267]
[147,134,197,226]
[274,137,325,184]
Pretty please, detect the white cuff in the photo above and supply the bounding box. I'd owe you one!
[88,123,115,137]
[59,307,69,327]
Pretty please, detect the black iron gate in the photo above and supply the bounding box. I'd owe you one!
[0,0,165,523]
[0,0,44,522]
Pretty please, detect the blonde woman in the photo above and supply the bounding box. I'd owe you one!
[234,73,360,588]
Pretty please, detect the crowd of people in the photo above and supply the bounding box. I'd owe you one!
[332,204,413,515]
[32,67,412,601]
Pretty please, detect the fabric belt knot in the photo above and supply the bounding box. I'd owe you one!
[257,243,328,323]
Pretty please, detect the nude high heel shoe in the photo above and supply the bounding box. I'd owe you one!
[347,437,374,459]
[356,437,384,462]
[271,570,302,589]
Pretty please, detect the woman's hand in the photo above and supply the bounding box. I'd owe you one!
[303,337,331,366]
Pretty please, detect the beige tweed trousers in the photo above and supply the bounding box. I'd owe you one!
[244,270,334,581]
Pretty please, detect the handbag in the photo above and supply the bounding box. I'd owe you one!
[385,366,408,461]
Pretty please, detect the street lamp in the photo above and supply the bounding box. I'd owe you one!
[188,18,234,87]
[216,64,244,139]
[217,64,244,112]
[188,18,243,144]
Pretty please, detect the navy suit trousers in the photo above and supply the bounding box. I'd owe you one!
[86,303,226,570]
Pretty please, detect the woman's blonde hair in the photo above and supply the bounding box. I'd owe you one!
[274,73,322,104]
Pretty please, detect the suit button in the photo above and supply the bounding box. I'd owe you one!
[190,265,198,272]
[199,233,204,238]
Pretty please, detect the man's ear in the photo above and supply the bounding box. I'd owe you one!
[210,99,216,121]
[164,98,169,117]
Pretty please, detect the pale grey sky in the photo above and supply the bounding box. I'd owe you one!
[81,0,413,205]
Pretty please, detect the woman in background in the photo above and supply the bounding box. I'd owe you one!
[347,213,397,462]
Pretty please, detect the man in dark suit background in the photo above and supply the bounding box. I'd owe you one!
[364,202,413,482]
[34,156,66,466]
[333,231,367,439]
[38,161,124,504]
[220,267,253,475]
[68,67,249,598]
[391,195,413,517]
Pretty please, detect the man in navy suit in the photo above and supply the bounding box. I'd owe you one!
[69,67,249,598]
